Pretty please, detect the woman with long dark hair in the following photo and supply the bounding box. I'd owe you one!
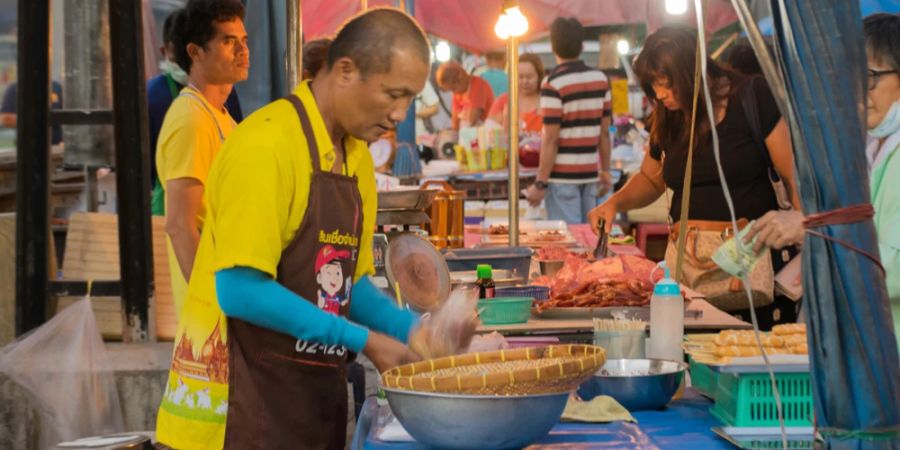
[588,26,801,329]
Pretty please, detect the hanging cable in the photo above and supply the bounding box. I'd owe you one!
[691,1,789,448]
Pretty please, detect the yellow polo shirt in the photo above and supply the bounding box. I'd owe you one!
[156,86,236,318]
[155,81,377,450]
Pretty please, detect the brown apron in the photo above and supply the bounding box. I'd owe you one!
[223,94,363,450]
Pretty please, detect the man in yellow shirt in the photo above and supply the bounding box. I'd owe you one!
[156,8,474,449]
[156,0,249,317]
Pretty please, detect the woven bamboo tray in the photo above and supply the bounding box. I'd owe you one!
[382,344,606,395]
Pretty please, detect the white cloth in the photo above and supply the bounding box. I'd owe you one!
[415,81,452,137]
[867,128,900,172]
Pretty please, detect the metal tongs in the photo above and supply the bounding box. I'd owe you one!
[594,218,609,260]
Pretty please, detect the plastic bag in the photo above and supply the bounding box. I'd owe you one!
[0,298,124,447]
[465,331,509,354]
[409,288,480,360]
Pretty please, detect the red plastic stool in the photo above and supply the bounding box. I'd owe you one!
[634,223,670,256]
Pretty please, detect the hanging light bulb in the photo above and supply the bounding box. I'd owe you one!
[665,0,688,15]
[494,12,510,40]
[505,6,529,37]
[435,41,451,62]
[495,3,528,40]
[616,39,630,55]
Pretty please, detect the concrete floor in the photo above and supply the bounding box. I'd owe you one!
[0,342,378,449]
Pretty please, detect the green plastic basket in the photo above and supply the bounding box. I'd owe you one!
[477,297,532,325]
[711,371,813,427]
[688,357,719,400]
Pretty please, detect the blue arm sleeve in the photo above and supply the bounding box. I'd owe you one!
[215,267,369,353]
[349,276,419,344]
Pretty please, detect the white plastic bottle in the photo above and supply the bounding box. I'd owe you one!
[649,263,684,361]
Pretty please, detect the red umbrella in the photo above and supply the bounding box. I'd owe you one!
[300,0,738,53]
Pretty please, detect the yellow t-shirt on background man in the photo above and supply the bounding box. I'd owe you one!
[155,81,377,450]
[156,86,236,318]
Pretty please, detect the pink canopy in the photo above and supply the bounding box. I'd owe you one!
[300,0,738,53]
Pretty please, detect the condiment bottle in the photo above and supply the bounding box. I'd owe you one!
[475,264,495,299]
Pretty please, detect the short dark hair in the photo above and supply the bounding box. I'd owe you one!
[721,37,767,76]
[550,17,584,59]
[486,51,506,62]
[173,0,245,73]
[303,38,332,80]
[326,8,430,77]
[436,61,466,86]
[162,9,183,46]
[863,13,900,72]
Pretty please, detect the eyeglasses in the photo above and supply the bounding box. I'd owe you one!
[867,69,898,91]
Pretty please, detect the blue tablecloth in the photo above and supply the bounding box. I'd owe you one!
[352,389,733,450]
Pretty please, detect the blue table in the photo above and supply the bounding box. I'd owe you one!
[352,389,733,449]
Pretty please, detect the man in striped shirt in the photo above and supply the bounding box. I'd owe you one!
[526,17,612,224]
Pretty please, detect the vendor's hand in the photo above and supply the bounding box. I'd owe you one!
[363,331,420,373]
[587,197,617,235]
[525,184,546,207]
[408,313,480,360]
[744,210,805,252]
[597,171,614,198]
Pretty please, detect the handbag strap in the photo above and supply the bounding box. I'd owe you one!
[673,43,705,282]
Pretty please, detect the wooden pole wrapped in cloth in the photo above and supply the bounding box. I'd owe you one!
[382,344,605,395]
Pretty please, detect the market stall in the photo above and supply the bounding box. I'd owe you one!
[359,0,897,448]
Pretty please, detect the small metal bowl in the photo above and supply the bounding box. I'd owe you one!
[382,387,568,449]
[577,358,686,411]
[538,259,565,277]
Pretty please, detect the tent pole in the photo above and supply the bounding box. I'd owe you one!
[507,36,520,246]
[286,0,302,90]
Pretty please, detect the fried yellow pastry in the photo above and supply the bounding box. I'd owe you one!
[783,334,807,346]
[789,343,809,354]
[714,345,789,357]
[714,331,785,348]
[772,323,807,336]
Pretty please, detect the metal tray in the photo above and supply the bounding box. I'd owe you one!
[377,188,438,211]
[533,306,702,321]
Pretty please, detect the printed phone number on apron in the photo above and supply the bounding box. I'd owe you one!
[295,339,346,356]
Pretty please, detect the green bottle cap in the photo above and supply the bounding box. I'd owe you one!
[476,264,493,279]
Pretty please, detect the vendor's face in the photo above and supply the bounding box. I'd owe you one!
[866,53,900,130]
[518,61,540,96]
[652,77,680,111]
[333,47,429,142]
[189,18,250,84]
[318,263,343,296]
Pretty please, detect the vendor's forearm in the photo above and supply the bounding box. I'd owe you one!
[611,173,663,212]
[599,118,611,172]
[167,226,199,281]
[417,104,439,119]
[216,267,369,352]
[467,108,485,125]
[537,135,559,181]
[349,276,418,343]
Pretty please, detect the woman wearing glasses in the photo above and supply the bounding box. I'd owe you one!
[745,13,900,345]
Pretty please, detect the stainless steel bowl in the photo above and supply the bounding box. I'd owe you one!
[538,259,565,277]
[577,358,686,411]
[383,387,568,449]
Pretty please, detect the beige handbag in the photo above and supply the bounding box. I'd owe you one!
[666,220,775,312]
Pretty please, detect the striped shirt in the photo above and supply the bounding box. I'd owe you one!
[540,60,611,184]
